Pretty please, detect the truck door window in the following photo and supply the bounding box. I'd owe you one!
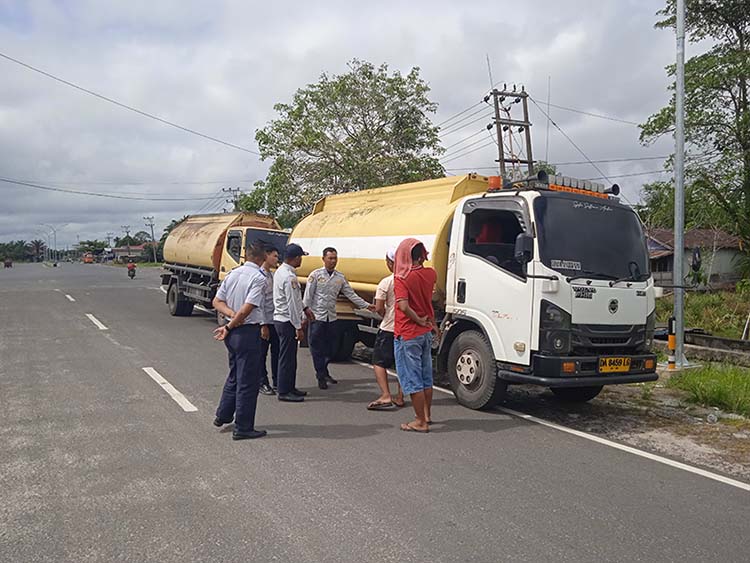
[464,209,525,277]
[226,232,242,263]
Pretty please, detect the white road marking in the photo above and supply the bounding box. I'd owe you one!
[142,367,198,412]
[65,294,76,302]
[85,313,108,330]
[352,360,750,492]
[158,286,212,314]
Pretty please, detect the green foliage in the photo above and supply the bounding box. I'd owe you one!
[655,290,750,337]
[78,239,107,254]
[132,230,152,244]
[113,235,139,248]
[0,240,31,262]
[640,1,750,247]
[637,180,733,230]
[667,363,750,416]
[245,59,445,224]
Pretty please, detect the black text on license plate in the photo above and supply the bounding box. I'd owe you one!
[598,357,631,373]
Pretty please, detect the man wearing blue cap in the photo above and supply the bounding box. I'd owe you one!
[273,243,313,402]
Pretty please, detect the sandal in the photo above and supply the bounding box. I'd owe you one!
[367,400,395,411]
[400,422,429,433]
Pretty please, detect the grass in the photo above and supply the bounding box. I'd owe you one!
[656,290,750,338]
[667,364,750,416]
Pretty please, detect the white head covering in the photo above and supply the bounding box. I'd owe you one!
[386,247,396,262]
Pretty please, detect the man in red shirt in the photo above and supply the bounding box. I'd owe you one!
[393,238,438,433]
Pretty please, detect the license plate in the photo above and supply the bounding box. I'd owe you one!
[598,357,631,373]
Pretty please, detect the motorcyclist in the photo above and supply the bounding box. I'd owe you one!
[127,259,136,278]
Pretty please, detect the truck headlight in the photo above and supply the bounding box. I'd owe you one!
[540,300,572,354]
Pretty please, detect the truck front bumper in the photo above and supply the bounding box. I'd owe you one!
[499,353,658,388]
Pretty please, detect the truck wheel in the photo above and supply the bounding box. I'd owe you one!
[550,386,603,403]
[167,283,194,317]
[331,322,358,362]
[448,331,506,410]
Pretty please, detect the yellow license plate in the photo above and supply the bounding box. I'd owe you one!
[598,357,631,373]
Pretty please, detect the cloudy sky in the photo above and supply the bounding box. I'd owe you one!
[1,0,692,248]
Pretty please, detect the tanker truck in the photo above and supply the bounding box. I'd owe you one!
[161,212,288,316]
[289,173,658,409]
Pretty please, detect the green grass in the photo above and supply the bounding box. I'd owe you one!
[667,364,750,416]
[656,290,750,338]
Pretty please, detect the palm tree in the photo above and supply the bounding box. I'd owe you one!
[29,239,47,262]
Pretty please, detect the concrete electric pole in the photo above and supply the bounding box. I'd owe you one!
[121,225,131,262]
[673,0,687,367]
[143,216,158,263]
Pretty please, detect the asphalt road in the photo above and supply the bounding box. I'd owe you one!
[1,263,748,562]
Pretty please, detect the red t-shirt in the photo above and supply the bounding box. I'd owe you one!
[394,267,437,340]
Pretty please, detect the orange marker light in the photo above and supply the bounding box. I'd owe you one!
[562,361,576,373]
[645,359,655,370]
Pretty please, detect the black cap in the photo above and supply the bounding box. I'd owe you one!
[285,243,308,259]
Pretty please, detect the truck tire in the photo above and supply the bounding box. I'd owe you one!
[331,322,358,362]
[448,331,506,410]
[167,282,194,317]
[550,386,603,403]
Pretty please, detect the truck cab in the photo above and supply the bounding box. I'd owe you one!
[441,174,657,408]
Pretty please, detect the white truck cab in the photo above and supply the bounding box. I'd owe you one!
[440,173,657,408]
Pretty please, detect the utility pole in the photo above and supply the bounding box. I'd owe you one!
[222,187,242,211]
[121,225,131,262]
[106,232,114,248]
[143,216,158,262]
[489,85,534,179]
[673,0,688,367]
[40,224,58,263]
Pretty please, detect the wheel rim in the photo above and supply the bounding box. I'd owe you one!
[168,285,176,310]
[455,349,483,389]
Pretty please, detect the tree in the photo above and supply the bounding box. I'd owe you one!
[244,59,445,227]
[29,239,47,262]
[133,230,151,244]
[78,239,107,254]
[114,235,138,248]
[640,1,750,251]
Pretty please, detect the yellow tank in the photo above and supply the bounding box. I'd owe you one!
[290,174,490,302]
[164,212,281,271]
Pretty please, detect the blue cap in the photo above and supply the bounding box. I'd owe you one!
[285,243,308,259]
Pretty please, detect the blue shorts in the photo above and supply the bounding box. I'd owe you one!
[394,332,433,395]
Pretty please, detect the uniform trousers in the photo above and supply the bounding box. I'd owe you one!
[260,324,279,388]
[275,321,299,395]
[309,320,336,381]
[215,324,262,433]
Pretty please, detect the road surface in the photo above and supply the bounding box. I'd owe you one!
[1,263,747,562]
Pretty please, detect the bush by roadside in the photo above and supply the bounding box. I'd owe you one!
[656,289,750,338]
[667,364,750,416]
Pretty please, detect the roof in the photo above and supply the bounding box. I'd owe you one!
[645,228,741,256]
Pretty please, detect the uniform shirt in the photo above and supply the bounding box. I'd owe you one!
[375,274,395,333]
[216,262,267,325]
[303,267,369,322]
[273,262,306,329]
[261,266,275,324]
[394,266,437,340]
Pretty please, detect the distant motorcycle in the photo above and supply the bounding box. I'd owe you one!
[127,263,136,279]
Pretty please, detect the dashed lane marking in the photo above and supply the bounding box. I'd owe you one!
[142,367,198,412]
[158,286,212,314]
[65,294,76,302]
[352,360,750,492]
[85,313,108,330]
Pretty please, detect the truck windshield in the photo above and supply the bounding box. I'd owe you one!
[533,193,650,280]
[245,228,289,260]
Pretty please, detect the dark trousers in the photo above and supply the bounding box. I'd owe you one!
[309,320,336,381]
[275,321,298,395]
[260,324,279,388]
[215,324,262,433]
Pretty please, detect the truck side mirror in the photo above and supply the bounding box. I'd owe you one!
[514,232,534,265]
[691,247,702,272]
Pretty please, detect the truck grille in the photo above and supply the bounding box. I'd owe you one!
[571,323,646,355]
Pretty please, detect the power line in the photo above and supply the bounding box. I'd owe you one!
[436,101,484,127]
[441,139,496,164]
[443,128,487,151]
[439,112,494,138]
[0,51,261,156]
[0,177,222,201]
[444,155,671,171]
[582,170,668,181]
[529,96,640,126]
[21,178,256,186]
[439,106,492,135]
[443,134,495,160]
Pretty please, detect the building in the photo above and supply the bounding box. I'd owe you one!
[111,242,158,263]
[646,227,744,287]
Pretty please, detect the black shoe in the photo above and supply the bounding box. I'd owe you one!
[259,384,275,396]
[271,385,278,393]
[290,388,308,396]
[232,429,267,440]
[278,393,304,402]
[213,417,232,427]
[324,375,338,384]
[318,379,328,390]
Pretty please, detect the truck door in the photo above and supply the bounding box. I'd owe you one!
[453,199,534,366]
[220,230,243,277]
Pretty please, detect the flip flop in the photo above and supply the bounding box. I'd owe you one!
[393,400,406,408]
[367,400,395,411]
[400,422,429,433]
